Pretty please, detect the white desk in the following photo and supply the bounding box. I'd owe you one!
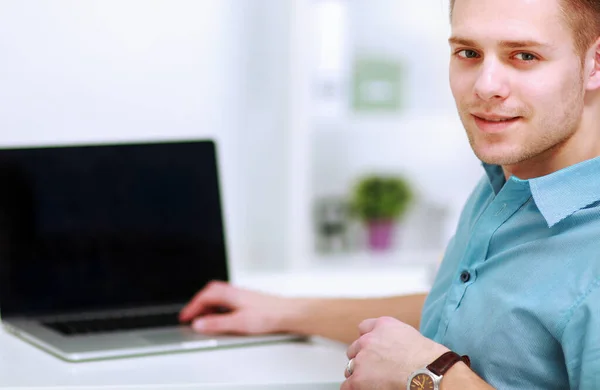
[0,265,432,390]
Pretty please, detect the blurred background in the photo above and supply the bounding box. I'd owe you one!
[0,0,483,281]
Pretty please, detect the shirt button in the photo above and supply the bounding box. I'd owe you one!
[460,271,471,283]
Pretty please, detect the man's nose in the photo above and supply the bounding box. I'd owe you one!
[473,59,510,101]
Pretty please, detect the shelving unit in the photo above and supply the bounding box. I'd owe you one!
[283,0,482,274]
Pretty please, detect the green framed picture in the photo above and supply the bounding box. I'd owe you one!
[352,57,404,112]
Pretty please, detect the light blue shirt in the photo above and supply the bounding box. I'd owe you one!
[420,157,600,389]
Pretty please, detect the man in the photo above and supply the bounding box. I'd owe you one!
[179,0,600,388]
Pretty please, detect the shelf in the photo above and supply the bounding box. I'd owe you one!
[307,248,442,269]
[235,255,436,298]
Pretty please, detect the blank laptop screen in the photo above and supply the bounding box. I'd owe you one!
[0,140,229,318]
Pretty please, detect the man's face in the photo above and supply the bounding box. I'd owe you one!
[449,0,586,167]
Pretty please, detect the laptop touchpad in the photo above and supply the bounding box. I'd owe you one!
[142,328,219,348]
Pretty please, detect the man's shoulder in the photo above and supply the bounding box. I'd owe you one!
[557,199,600,238]
[578,199,600,214]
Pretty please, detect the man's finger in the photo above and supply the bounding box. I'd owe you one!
[346,337,361,359]
[192,312,246,335]
[179,281,234,322]
[358,318,377,335]
[340,379,352,390]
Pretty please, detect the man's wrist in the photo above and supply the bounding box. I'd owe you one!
[407,347,471,390]
[277,297,312,334]
[439,361,473,390]
[439,360,495,390]
[421,345,452,371]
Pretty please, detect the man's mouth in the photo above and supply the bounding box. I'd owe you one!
[479,117,516,122]
[471,114,522,133]
[472,114,521,122]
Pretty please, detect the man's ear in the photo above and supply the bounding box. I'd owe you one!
[585,37,600,91]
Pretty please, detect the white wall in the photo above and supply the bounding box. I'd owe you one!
[0,1,243,143]
[0,0,292,276]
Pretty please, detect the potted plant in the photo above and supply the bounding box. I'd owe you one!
[350,174,413,251]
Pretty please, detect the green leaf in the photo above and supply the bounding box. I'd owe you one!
[349,174,413,222]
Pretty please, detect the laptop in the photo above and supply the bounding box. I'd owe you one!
[0,139,302,362]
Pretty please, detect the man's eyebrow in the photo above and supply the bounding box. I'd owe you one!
[448,37,478,47]
[498,40,553,49]
[448,36,553,49]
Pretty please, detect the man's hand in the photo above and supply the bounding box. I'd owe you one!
[178,280,297,335]
[342,316,449,390]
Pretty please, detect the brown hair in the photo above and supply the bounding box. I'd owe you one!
[449,0,600,56]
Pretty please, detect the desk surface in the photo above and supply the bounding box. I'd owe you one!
[0,328,347,389]
[0,265,432,389]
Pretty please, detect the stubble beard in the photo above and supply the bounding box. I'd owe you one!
[458,83,584,167]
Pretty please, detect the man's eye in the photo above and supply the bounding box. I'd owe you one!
[515,52,537,61]
[457,50,479,59]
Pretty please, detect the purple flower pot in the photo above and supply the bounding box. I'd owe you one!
[367,220,395,251]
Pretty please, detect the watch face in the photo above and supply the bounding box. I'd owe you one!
[409,373,435,390]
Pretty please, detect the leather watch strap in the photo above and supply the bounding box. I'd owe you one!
[426,351,471,377]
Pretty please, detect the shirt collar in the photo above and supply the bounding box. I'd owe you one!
[482,156,600,227]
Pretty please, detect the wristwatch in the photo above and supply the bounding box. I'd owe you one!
[406,351,471,390]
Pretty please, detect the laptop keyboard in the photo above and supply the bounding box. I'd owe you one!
[42,311,182,336]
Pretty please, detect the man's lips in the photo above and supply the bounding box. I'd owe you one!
[471,113,521,121]
[471,114,522,133]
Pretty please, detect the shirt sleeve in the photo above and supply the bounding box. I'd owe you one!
[561,280,600,390]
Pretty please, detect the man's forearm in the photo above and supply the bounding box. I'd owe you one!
[281,293,427,344]
[441,362,496,390]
